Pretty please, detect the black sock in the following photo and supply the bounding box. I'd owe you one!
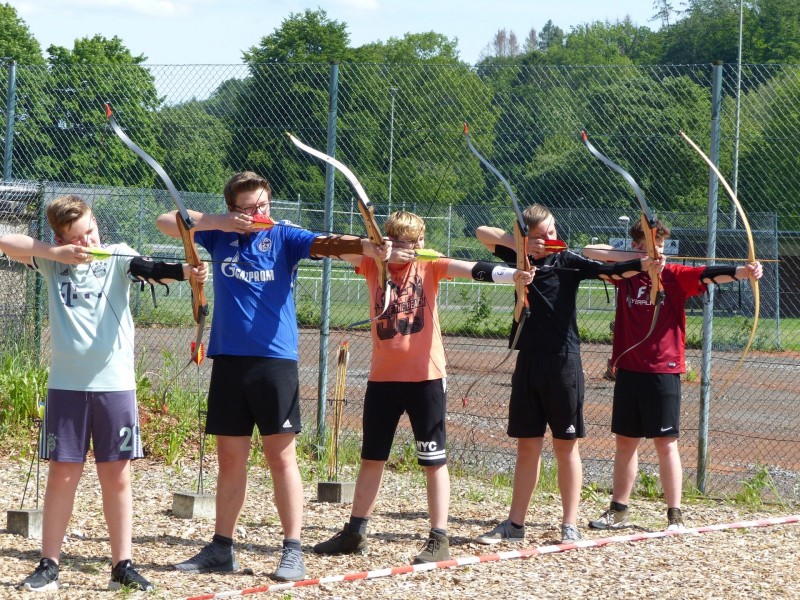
[212,533,234,547]
[348,516,369,535]
[510,521,524,530]
[610,500,628,512]
[431,527,447,537]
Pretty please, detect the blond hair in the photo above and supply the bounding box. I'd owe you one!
[521,204,554,230]
[46,195,91,237]
[384,211,425,240]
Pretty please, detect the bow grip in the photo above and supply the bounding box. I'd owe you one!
[176,213,208,323]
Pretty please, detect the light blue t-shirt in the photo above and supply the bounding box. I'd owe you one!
[195,223,316,359]
[33,243,137,391]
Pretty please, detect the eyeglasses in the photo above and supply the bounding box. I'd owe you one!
[231,201,269,215]
[391,237,424,248]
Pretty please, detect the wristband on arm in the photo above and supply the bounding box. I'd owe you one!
[129,256,185,282]
[700,265,738,283]
[471,261,517,284]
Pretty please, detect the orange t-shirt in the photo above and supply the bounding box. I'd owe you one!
[356,257,451,382]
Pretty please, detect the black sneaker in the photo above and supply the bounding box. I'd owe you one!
[271,546,306,582]
[666,507,685,531]
[413,531,450,564]
[313,524,368,555]
[108,559,153,591]
[174,542,239,574]
[18,558,59,592]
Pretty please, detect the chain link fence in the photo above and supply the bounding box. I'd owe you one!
[2,61,799,500]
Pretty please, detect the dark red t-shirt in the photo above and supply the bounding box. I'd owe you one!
[610,264,707,373]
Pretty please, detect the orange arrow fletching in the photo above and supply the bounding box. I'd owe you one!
[251,215,276,230]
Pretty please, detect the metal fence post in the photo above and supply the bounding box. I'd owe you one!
[697,60,724,493]
[317,61,339,448]
[3,60,17,181]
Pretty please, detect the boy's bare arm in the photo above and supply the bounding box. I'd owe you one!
[582,244,646,263]
[156,209,250,238]
[0,234,92,265]
[476,226,514,252]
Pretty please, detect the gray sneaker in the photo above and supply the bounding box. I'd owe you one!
[313,524,368,555]
[174,542,239,574]
[18,558,60,592]
[561,524,582,543]
[666,507,685,532]
[272,546,306,582]
[589,506,631,530]
[474,520,525,545]
[413,531,450,564]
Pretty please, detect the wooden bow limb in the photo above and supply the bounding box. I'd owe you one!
[286,132,391,321]
[679,130,760,375]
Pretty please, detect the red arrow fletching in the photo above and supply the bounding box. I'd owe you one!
[544,239,568,253]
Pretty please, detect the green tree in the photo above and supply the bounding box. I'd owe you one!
[243,8,350,64]
[159,102,231,193]
[43,35,160,186]
[545,19,660,65]
[752,0,800,63]
[0,3,44,64]
[538,20,565,51]
[740,69,800,229]
[660,0,753,64]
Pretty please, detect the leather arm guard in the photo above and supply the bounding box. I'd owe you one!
[309,235,364,258]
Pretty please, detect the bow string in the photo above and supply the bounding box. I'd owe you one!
[679,130,760,376]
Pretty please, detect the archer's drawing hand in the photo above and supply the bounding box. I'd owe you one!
[223,212,254,234]
[56,244,94,265]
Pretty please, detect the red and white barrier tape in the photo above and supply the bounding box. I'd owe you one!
[185,514,800,599]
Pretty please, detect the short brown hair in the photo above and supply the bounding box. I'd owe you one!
[384,211,425,240]
[223,171,271,210]
[46,195,91,237]
[629,218,671,243]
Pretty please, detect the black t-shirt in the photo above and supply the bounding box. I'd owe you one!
[493,246,641,354]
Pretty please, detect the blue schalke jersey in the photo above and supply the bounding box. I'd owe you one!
[195,222,316,359]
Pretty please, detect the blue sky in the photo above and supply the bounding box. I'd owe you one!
[13,0,659,65]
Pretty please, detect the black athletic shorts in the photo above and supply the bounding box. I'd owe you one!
[612,369,681,438]
[206,355,301,437]
[508,351,585,440]
[361,379,447,466]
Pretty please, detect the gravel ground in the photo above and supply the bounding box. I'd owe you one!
[1,455,799,599]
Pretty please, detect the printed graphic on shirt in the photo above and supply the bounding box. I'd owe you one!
[376,274,427,340]
[58,262,107,308]
[628,280,652,307]
[220,250,275,283]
